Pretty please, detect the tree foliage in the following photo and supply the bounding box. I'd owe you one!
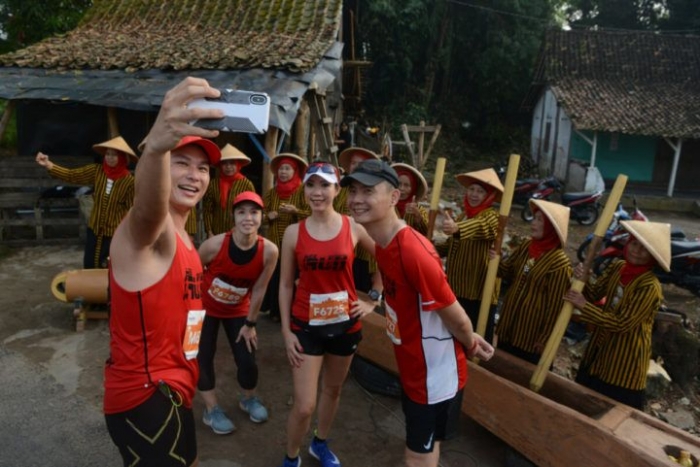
[0,0,92,53]
[357,0,559,157]
[355,0,700,160]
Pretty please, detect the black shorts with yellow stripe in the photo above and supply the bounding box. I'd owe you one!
[105,388,196,467]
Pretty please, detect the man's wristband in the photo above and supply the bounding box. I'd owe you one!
[244,319,257,328]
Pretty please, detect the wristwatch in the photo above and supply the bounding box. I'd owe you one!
[368,289,382,301]
[244,319,257,328]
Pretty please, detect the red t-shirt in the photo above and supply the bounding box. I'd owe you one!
[202,234,265,318]
[292,215,360,333]
[375,226,466,404]
[104,235,204,413]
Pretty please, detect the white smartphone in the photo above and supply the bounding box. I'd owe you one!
[188,89,270,134]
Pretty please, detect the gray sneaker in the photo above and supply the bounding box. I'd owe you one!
[239,395,269,423]
[202,405,235,434]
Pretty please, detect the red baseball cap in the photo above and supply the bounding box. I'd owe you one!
[173,136,221,165]
[232,191,264,209]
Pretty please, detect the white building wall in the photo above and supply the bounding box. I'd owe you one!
[531,88,572,179]
[553,108,572,180]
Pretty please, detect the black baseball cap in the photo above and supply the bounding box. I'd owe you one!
[340,159,399,188]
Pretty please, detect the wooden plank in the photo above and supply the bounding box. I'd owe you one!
[0,218,83,227]
[404,125,439,132]
[357,311,700,467]
[356,311,397,374]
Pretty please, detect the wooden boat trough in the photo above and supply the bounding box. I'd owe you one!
[356,311,700,467]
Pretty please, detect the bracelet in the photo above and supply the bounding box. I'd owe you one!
[467,338,478,356]
[244,319,257,328]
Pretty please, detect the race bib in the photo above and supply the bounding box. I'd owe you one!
[308,291,350,326]
[385,303,402,345]
[183,309,206,360]
[208,277,248,305]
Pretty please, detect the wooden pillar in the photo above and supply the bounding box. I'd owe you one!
[294,99,310,158]
[0,101,16,145]
[263,127,279,196]
[665,137,683,197]
[417,121,425,168]
[107,107,119,137]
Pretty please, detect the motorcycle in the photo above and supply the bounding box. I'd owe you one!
[578,199,687,275]
[495,160,546,207]
[584,225,700,297]
[519,176,563,221]
[576,199,647,264]
[657,239,700,297]
[521,181,602,226]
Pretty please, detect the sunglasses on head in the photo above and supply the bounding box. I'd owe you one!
[306,162,337,175]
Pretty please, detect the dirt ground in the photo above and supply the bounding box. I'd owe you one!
[0,206,698,466]
[0,244,504,467]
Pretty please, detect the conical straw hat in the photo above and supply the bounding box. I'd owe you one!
[620,220,671,272]
[391,163,428,201]
[270,153,308,175]
[529,199,570,245]
[220,144,251,166]
[455,168,504,201]
[93,136,138,163]
[338,147,379,173]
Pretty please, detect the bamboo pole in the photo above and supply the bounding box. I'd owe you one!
[474,154,520,346]
[530,174,629,392]
[426,157,447,240]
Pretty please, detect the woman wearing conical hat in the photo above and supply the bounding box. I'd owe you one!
[202,143,255,237]
[495,199,573,363]
[391,162,429,235]
[262,153,309,321]
[437,168,503,343]
[564,221,669,409]
[35,136,137,269]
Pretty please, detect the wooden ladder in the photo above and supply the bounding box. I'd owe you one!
[308,83,339,164]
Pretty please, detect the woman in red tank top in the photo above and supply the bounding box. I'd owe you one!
[277,162,376,467]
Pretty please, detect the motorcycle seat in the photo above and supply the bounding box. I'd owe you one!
[562,192,596,203]
[671,240,700,255]
[515,178,540,188]
[671,228,686,239]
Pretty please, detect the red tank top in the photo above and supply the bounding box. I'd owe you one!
[104,234,204,414]
[202,234,265,318]
[292,215,359,333]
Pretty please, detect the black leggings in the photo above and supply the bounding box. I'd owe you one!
[105,388,197,467]
[197,315,258,391]
[84,228,111,269]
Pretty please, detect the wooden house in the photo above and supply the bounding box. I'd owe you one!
[0,0,348,193]
[522,29,700,196]
[0,0,355,242]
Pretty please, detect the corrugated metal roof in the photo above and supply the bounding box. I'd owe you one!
[0,0,345,134]
[0,0,343,73]
[523,29,700,138]
[0,42,342,134]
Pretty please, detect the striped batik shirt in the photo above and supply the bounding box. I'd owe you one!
[436,208,499,303]
[202,176,256,235]
[398,205,429,236]
[495,239,572,354]
[262,185,307,248]
[579,261,663,391]
[49,164,134,237]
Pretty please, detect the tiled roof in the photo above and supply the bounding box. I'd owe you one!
[0,0,343,73]
[525,29,700,138]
